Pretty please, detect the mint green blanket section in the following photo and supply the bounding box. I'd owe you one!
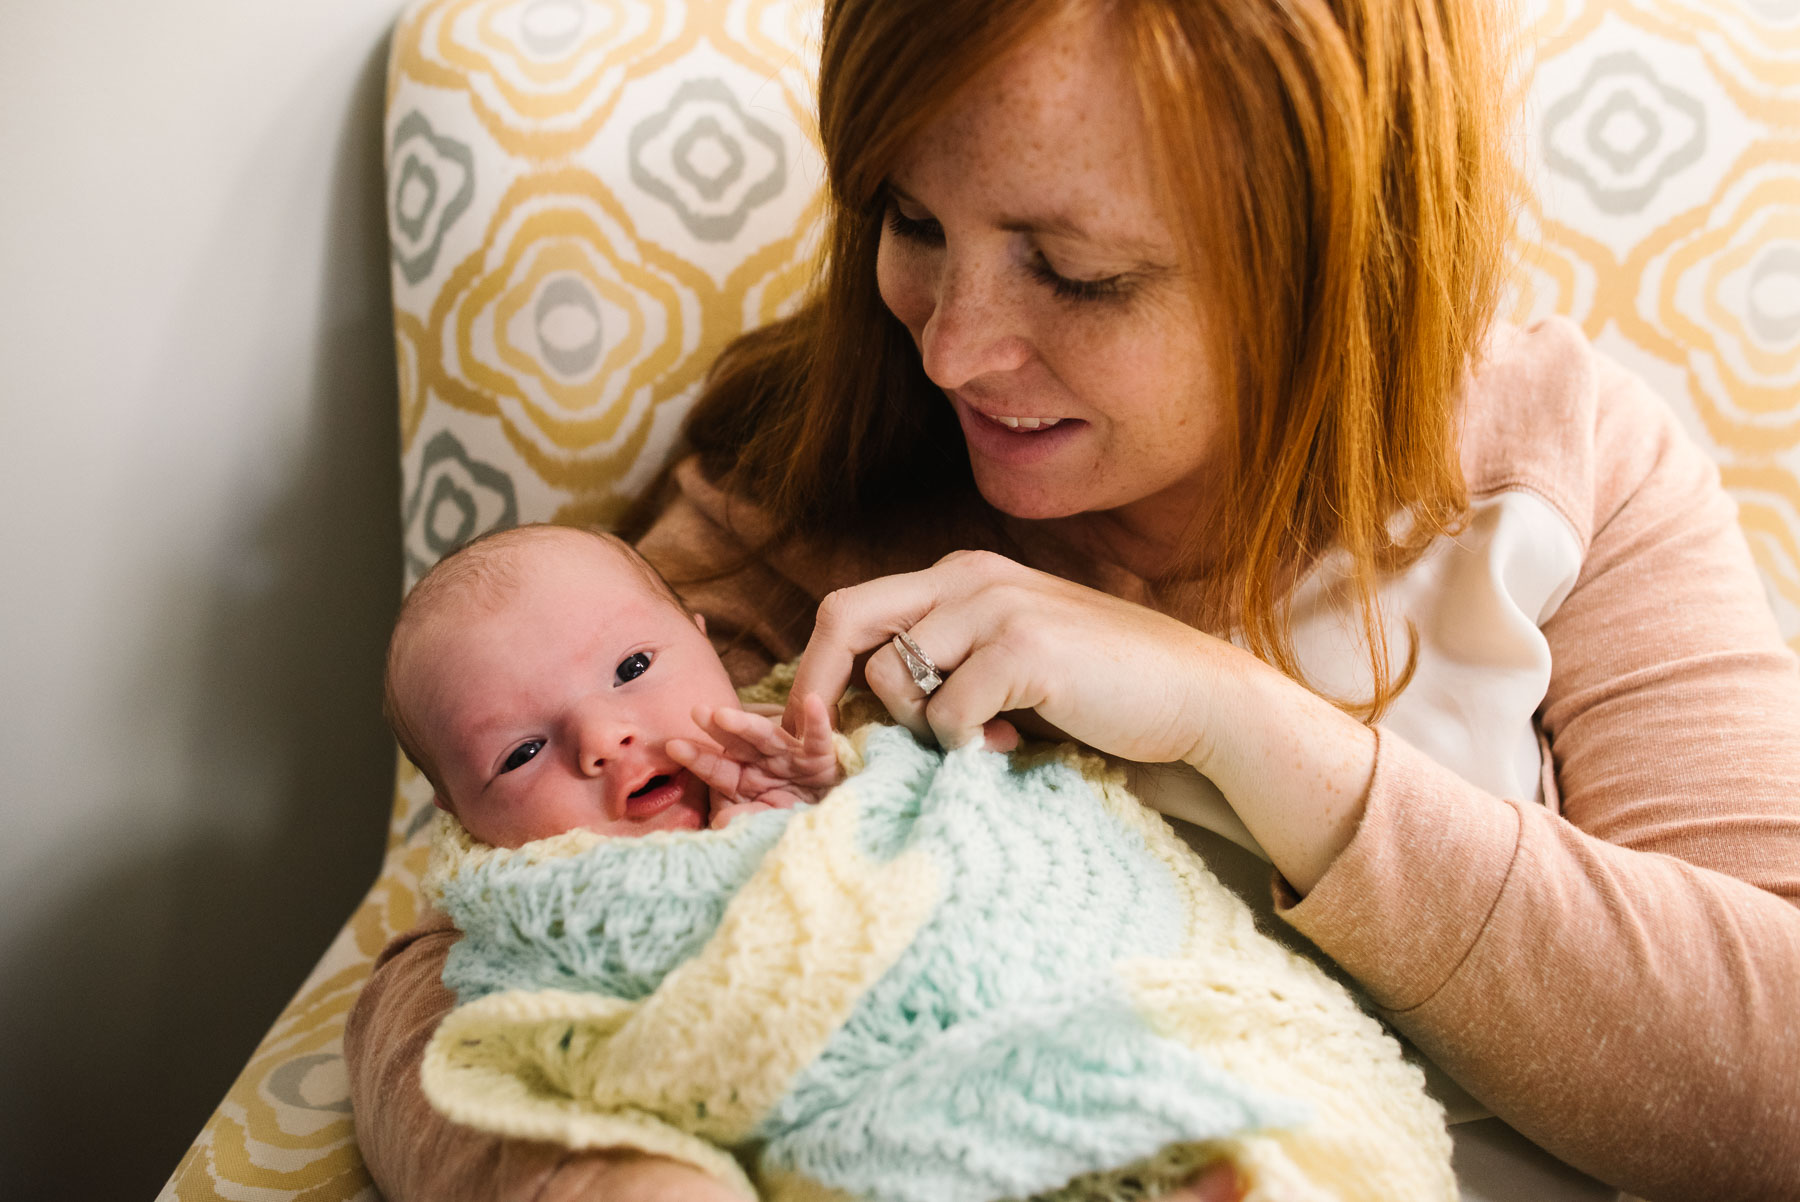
[421,726,1456,1202]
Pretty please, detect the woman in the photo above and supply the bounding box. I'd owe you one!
[345,0,1800,1198]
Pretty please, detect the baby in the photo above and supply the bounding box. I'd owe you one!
[384,523,842,847]
[384,523,1456,1202]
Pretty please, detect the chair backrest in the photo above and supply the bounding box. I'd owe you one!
[382,0,1800,840]
[386,0,828,579]
[1508,0,1800,650]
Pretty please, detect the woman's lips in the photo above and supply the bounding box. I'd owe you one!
[951,394,1085,465]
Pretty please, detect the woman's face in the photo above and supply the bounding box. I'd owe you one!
[876,7,1226,545]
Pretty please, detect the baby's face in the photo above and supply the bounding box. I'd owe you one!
[400,535,740,847]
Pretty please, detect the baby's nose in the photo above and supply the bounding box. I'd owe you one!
[577,720,635,772]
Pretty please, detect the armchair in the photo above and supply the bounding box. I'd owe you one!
[158,1,1800,1198]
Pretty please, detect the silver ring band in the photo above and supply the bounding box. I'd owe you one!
[891,631,943,696]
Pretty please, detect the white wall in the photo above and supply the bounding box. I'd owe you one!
[0,0,407,1194]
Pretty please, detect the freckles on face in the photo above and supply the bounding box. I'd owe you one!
[873,8,1227,534]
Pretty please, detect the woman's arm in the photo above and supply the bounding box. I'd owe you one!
[794,549,1377,893]
[345,913,748,1201]
[1278,355,1800,1201]
[783,353,1800,1200]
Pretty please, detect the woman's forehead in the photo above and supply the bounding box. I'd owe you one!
[889,13,1170,251]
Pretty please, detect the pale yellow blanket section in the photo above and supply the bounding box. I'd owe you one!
[1080,764,1456,1202]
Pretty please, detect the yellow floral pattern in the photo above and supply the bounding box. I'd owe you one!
[161,1,1800,1198]
[1514,0,1800,646]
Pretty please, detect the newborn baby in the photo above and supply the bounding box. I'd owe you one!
[384,523,841,847]
[385,524,1456,1202]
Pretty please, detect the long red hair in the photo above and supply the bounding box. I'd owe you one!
[668,0,1516,719]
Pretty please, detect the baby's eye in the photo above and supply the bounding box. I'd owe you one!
[615,651,652,684]
[500,741,543,774]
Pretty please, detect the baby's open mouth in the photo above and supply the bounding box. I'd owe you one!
[629,774,672,799]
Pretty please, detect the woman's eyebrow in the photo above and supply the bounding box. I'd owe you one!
[998,213,1163,258]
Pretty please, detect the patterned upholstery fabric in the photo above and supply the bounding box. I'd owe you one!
[158,1,1800,1198]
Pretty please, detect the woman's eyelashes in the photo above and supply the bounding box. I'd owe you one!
[500,740,543,774]
[614,651,652,684]
[883,196,1133,305]
[884,204,944,247]
[1025,254,1131,302]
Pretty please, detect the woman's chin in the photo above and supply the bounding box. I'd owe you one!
[969,469,1091,522]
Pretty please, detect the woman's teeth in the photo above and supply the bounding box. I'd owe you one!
[992,416,1064,430]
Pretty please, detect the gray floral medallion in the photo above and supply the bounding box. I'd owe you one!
[264,1053,354,1115]
[390,111,476,285]
[1746,244,1800,349]
[517,0,587,58]
[534,274,606,378]
[1542,51,1705,216]
[403,430,520,585]
[628,77,788,242]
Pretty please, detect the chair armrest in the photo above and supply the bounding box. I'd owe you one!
[156,836,433,1202]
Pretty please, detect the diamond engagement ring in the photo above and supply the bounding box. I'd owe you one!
[891,631,943,696]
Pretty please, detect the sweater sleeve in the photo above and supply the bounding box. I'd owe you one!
[343,911,634,1201]
[1277,350,1800,1201]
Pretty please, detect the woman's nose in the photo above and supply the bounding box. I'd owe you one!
[918,256,1031,390]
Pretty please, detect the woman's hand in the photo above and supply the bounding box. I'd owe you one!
[586,1153,749,1202]
[790,551,1225,762]
[786,551,1378,894]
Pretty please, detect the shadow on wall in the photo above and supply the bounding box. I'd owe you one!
[0,32,401,1201]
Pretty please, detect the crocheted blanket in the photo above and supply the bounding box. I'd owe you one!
[421,725,1454,1202]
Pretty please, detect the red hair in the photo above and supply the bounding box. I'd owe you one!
[673,0,1516,718]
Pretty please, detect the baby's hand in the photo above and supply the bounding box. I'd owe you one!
[667,693,841,827]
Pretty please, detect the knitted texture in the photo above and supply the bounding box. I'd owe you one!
[422,726,1455,1202]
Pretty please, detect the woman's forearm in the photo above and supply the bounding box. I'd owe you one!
[1179,641,1377,895]
[1279,730,1800,1201]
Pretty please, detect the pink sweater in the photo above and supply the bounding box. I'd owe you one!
[345,319,1800,1201]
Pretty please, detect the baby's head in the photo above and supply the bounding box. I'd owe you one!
[384,524,740,848]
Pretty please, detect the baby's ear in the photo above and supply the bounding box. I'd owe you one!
[693,612,707,635]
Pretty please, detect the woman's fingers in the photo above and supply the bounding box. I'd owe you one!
[919,638,1048,749]
[786,552,1017,732]
[786,550,1221,762]
[787,574,939,731]
[862,628,965,744]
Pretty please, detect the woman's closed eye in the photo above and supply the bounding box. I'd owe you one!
[885,203,944,247]
[615,651,652,684]
[500,740,543,774]
[1025,253,1131,303]
[884,198,1132,305]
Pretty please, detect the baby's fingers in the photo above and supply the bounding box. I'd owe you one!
[666,737,745,799]
[704,705,800,760]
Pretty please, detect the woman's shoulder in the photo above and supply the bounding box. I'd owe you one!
[1458,316,1713,558]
